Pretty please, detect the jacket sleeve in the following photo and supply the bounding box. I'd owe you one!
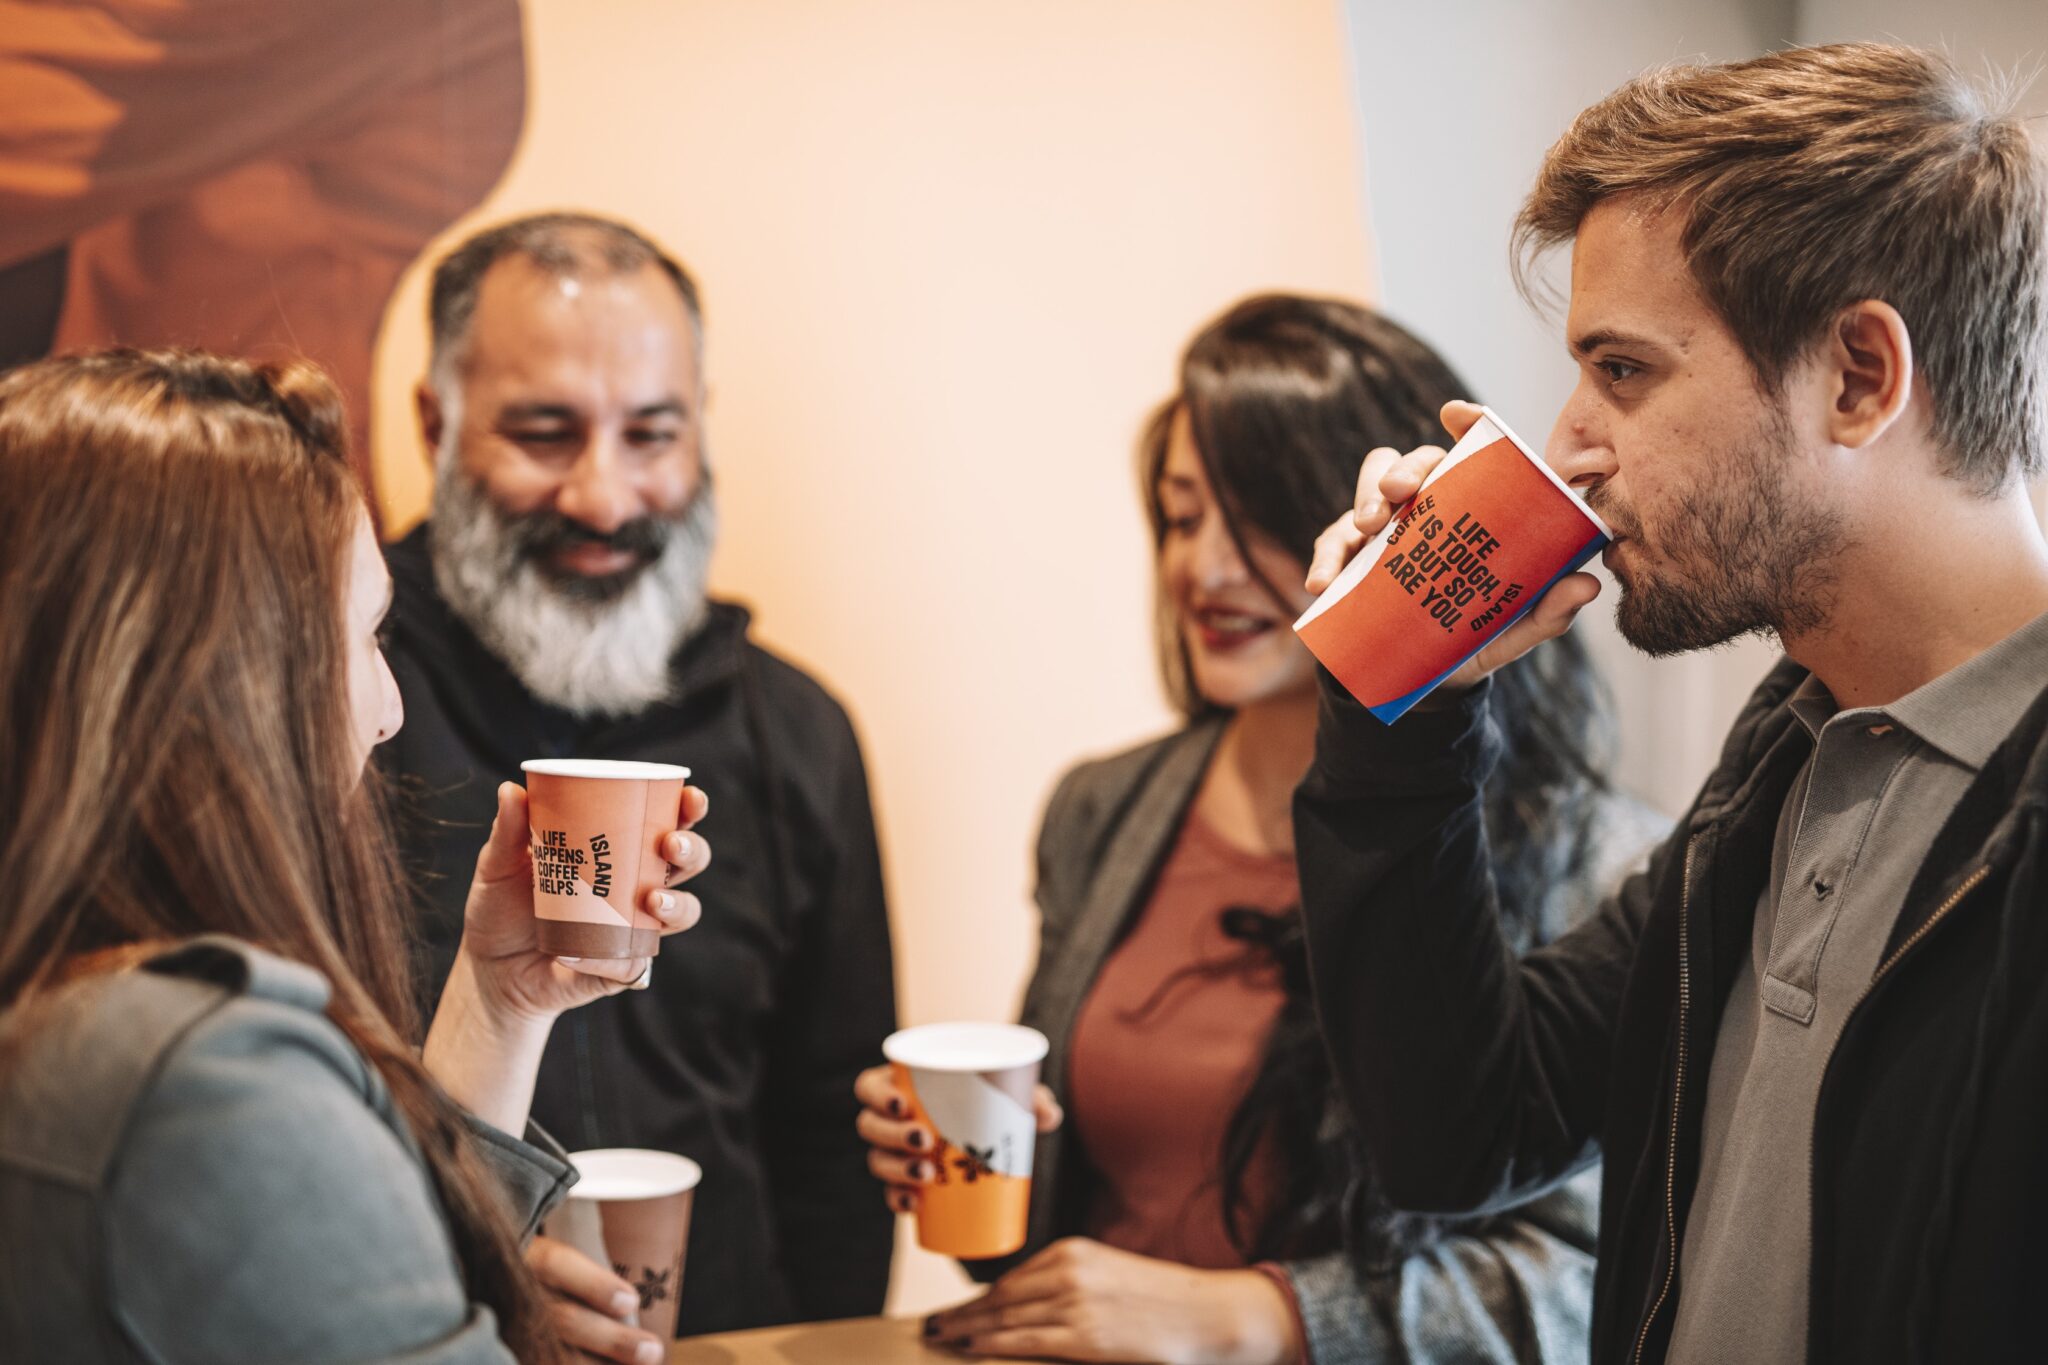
[105,997,522,1364]
[1294,672,1673,1213]
[757,707,900,1320]
[462,1114,578,1242]
[1277,1168,1599,1365]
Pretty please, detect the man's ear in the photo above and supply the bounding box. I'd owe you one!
[1824,299,1915,450]
[415,382,444,465]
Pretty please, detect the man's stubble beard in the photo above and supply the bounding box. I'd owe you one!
[429,433,718,719]
[1595,398,1849,658]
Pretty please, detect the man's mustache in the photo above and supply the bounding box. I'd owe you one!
[1585,484,1640,539]
[507,512,672,566]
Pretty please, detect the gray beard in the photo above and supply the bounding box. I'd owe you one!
[429,457,718,719]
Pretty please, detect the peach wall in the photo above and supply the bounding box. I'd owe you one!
[369,0,1373,1313]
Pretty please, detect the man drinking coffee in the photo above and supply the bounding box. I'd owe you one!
[1297,43,2048,1365]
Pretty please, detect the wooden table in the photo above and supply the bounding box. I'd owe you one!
[671,1315,1042,1364]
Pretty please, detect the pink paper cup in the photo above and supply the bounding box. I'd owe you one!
[520,759,690,959]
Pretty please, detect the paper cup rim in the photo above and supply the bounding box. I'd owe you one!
[565,1148,703,1200]
[1473,405,1614,541]
[883,1022,1049,1072]
[521,759,692,782]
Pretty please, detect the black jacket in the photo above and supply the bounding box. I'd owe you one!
[1294,658,2048,1364]
[377,527,897,1335]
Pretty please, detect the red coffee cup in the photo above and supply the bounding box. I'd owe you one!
[1295,406,1610,722]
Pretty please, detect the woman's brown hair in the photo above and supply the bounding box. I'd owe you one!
[0,349,566,1360]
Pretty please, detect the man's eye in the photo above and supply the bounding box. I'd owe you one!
[1597,359,1642,385]
[628,428,679,448]
[1163,514,1200,535]
[507,429,575,445]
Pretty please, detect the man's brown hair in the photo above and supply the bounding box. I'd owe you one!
[1516,42,2048,492]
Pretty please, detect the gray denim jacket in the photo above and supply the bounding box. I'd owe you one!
[993,718,1667,1365]
[0,936,577,1363]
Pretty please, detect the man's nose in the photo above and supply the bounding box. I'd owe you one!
[554,438,637,534]
[1547,400,1618,494]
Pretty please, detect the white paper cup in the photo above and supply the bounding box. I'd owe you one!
[883,1023,1048,1259]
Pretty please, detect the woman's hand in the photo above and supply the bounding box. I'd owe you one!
[1304,399,1602,694]
[424,781,710,1133]
[923,1238,1300,1365]
[526,1236,669,1365]
[852,1064,1062,1214]
[458,781,710,1023]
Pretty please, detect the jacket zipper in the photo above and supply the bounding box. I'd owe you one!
[1802,863,1990,1352]
[1633,834,1699,1365]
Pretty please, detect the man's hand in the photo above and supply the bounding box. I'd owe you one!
[1304,399,1601,693]
[923,1238,1299,1365]
[527,1235,668,1365]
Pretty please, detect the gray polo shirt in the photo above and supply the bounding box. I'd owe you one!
[1665,610,2048,1363]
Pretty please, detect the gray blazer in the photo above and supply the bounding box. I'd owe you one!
[996,717,1667,1365]
[0,936,577,1363]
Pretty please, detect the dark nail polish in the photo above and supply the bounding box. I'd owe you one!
[923,1317,941,1338]
[888,1098,905,1118]
[911,1161,930,1181]
[908,1129,928,1150]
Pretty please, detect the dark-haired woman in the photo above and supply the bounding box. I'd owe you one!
[855,296,1665,1363]
[0,350,709,1363]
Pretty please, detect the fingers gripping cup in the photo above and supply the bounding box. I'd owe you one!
[1295,406,1611,722]
[884,1022,1048,1259]
[543,1149,702,1340]
[520,759,690,959]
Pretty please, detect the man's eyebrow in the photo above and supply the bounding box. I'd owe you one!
[630,399,689,421]
[496,402,581,423]
[1572,327,1687,358]
[1571,328,1664,357]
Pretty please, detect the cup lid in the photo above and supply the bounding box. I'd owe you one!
[883,1022,1049,1072]
[521,759,691,781]
[566,1148,703,1200]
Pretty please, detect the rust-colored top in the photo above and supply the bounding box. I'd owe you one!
[1065,808,1295,1269]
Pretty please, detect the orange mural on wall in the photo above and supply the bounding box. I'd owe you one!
[0,0,527,513]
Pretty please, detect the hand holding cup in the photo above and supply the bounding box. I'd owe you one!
[1304,399,1605,700]
[459,778,710,1027]
[526,1235,669,1365]
[854,1064,1064,1216]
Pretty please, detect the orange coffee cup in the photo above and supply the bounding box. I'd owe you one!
[884,1022,1048,1259]
[519,759,690,959]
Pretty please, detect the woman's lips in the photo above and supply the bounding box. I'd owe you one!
[1191,608,1279,653]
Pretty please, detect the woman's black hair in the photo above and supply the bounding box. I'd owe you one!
[1135,293,1614,1266]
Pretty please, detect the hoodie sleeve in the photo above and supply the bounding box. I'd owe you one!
[755,692,900,1320]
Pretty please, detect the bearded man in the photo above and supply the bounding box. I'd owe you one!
[1297,44,2048,1365]
[378,213,895,1341]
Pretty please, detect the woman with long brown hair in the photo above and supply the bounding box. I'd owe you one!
[854,295,1665,1363]
[0,349,709,1362]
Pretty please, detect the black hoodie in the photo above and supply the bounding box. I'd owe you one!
[1296,657,2048,1363]
[376,526,896,1336]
